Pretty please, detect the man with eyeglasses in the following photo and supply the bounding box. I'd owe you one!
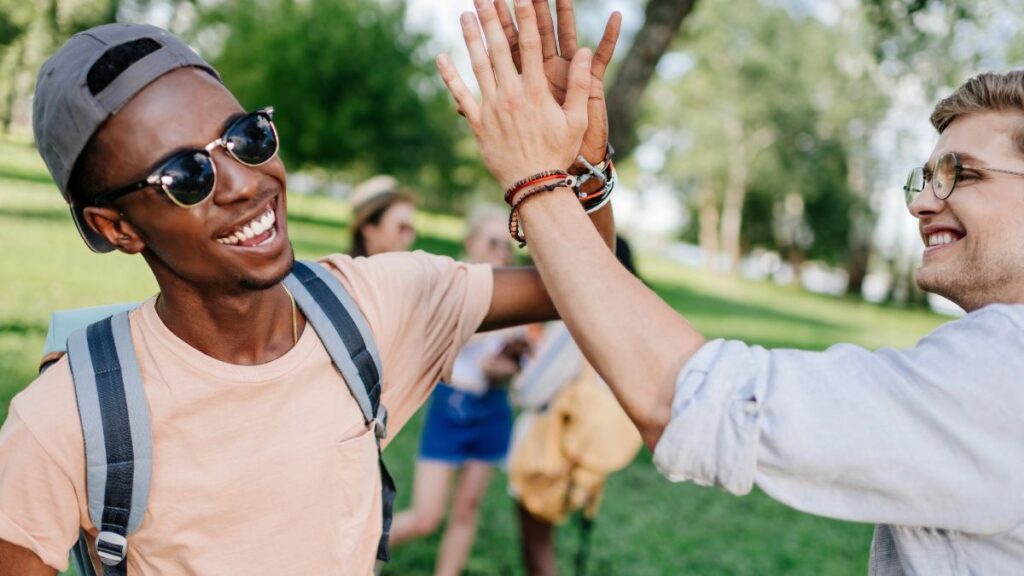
[441,0,1024,573]
[0,9,621,575]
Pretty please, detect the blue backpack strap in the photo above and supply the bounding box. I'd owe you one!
[71,530,99,576]
[283,259,396,561]
[67,311,153,575]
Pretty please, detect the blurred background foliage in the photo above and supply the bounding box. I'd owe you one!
[0,0,1021,302]
[199,0,471,208]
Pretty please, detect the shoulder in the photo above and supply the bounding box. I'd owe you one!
[317,251,492,310]
[965,303,1024,331]
[915,304,1024,350]
[319,251,464,284]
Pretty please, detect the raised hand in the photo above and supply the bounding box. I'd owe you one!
[436,0,592,191]
[494,0,621,167]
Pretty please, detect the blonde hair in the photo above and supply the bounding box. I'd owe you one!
[931,71,1024,149]
[465,204,507,240]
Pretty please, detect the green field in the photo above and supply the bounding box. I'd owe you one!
[0,136,948,575]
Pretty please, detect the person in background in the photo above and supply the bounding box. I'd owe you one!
[389,205,529,576]
[509,237,643,576]
[349,174,417,257]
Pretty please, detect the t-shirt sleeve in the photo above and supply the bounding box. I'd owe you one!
[320,252,493,441]
[0,391,82,571]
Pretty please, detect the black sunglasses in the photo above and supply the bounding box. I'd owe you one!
[96,107,279,208]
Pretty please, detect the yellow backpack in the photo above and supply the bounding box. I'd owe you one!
[509,363,642,524]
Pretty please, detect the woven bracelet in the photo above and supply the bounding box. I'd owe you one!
[504,170,568,205]
[508,179,573,246]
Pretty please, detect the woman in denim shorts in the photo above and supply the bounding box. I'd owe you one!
[389,206,528,575]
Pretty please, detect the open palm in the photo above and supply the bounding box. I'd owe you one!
[496,0,621,167]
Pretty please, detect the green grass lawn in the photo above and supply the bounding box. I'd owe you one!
[0,136,949,575]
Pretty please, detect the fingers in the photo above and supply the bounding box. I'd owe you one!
[494,0,522,72]
[532,0,558,60]
[513,0,545,86]
[436,54,481,125]
[555,0,578,58]
[591,12,622,82]
[461,12,496,99]
[474,0,519,87]
[563,48,592,131]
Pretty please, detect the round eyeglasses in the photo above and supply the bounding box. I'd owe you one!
[904,152,1024,207]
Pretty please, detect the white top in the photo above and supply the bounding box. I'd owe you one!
[448,328,522,395]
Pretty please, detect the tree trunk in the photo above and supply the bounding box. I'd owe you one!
[719,161,747,272]
[717,120,772,273]
[843,149,873,295]
[606,0,699,160]
[697,187,720,271]
[843,231,868,295]
[1,39,25,135]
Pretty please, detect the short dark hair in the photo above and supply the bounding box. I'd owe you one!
[67,38,162,205]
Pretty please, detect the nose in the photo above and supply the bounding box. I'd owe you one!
[211,148,262,205]
[908,183,946,220]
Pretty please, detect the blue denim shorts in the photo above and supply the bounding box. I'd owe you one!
[418,382,512,465]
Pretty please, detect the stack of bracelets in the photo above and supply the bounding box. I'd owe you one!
[504,145,617,246]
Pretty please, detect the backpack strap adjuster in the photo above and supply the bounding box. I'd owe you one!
[96,531,127,566]
[372,416,386,439]
[372,406,388,440]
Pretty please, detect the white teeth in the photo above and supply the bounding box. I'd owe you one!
[927,232,960,247]
[257,228,277,246]
[217,205,277,245]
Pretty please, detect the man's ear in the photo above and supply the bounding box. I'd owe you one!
[82,206,146,254]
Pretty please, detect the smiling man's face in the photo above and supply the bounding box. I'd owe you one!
[911,111,1024,311]
[85,68,293,293]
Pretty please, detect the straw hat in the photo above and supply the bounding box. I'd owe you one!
[349,175,417,231]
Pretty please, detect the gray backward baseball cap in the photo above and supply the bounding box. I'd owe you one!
[33,23,220,253]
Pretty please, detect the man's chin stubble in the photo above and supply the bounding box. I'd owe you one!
[237,244,295,291]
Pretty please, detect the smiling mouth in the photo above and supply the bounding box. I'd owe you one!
[924,230,964,250]
[216,199,279,247]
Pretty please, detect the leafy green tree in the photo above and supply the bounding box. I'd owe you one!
[197,0,469,207]
[651,0,878,274]
[606,0,699,159]
[0,0,123,134]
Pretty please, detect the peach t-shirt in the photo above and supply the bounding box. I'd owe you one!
[0,252,492,574]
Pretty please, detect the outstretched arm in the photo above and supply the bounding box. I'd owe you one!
[462,0,621,331]
[441,0,705,447]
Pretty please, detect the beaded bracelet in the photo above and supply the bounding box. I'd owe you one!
[504,170,569,205]
[507,178,574,245]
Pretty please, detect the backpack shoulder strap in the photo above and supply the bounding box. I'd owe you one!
[283,259,385,433]
[282,259,395,561]
[67,311,153,575]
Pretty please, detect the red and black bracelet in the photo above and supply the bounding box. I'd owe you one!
[504,170,569,205]
[507,178,575,246]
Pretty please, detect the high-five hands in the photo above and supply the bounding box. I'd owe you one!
[436,0,613,191]
[495,0,621,167]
